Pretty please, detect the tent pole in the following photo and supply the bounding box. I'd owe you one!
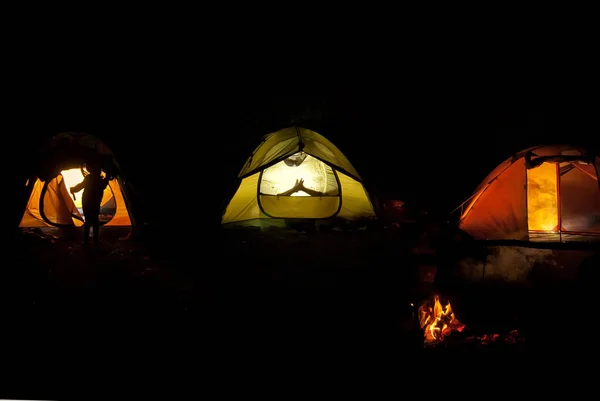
[556,163,562,243]
[525,167,530,241]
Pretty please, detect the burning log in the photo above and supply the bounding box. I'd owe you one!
[418,294,465,345]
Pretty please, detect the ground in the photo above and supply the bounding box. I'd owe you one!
[2,222,599,397]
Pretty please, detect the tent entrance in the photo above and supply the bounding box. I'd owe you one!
[527,161,600,241]
[61,168,117,225]
[257,152,341,219]
[527,162,559,232]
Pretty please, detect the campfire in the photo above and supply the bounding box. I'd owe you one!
[417,294,525,350]
[418,294,465,345]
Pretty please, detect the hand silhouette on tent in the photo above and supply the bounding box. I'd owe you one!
[277,178,324,197]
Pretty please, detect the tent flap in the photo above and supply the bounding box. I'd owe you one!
[259,195,340,219]
[300,128,361,180]
[221,173,262,224]
[237,127,362,180]
[336,172,376,220]
[560,163,600,233]
[459,159,528,240]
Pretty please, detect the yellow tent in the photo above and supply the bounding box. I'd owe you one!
[222,126,376,225]
[458,145,600,242]
[19,168,132,228]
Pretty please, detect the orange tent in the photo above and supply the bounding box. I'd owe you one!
[20,168,131,228]
[18,132,135,230]
[458,145,600,242]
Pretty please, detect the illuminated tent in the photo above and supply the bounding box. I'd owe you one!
[458,145,600,242]
[18,132,134,230]
[222,126,376,226]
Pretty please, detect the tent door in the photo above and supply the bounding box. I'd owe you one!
[527,162,559,232]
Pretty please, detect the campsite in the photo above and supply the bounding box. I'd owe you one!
[3,98,600,397]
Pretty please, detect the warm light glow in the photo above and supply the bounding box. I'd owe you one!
[60,168,112,211]
[418,295,465,344]
[61,168,86,208]
[527,162,558,231]
[260,153,338,196]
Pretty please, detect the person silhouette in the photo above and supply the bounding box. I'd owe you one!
[70,161,110,245]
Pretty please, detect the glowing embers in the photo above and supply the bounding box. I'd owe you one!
[260,152,339,197]
[418,294,465,345]
[416,294,526,349]
[527,162,559,231]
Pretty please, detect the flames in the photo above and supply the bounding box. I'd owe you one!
[418,295,465,344]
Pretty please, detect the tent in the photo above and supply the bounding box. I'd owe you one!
[18,132,135,231]
[458,145,600,242]
[221,126,377,226]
